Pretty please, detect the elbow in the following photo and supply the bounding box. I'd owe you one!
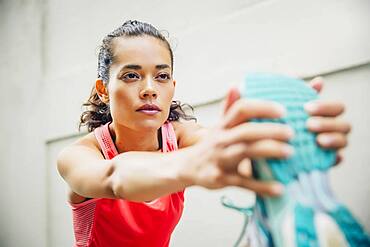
[108,161,153,202]
[109,172,142,202]
[108,159,138,201]
[108,159,125,200]
[110,178,125,200]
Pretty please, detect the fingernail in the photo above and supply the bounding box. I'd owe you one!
[307,118,321,130]
[287,128,295,138]
[318,135,332,146]
[304,102,318,113]
[274,103,287,116]
[272,183,284,195]
[283,145,294,156]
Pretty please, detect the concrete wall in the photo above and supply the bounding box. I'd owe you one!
[0,0,47,246]
[0,0,369,246]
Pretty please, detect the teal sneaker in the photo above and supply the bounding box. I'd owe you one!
[236,73,370,247]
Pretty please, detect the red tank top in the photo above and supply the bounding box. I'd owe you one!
[69,121,184,247]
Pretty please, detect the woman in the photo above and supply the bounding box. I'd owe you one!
[57,20,350,247]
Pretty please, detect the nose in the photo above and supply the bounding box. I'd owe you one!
[139,78,157,99]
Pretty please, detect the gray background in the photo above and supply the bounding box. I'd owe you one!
[0,0,369,246]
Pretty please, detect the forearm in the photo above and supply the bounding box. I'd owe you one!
[110,147,194,202]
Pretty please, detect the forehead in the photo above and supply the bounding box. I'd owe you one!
[111,35,171,66]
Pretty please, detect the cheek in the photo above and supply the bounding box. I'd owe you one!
[161,87,174,108]
[162,84,175,101]
[156,86,174,120]
[113,87,128,103]
[109,85,135,116]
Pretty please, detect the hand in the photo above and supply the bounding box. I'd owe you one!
[180,88,293,197]
[305,77,351,165]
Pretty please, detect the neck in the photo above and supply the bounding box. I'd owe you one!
[109,122,161,153]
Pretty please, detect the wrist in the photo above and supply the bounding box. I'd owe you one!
[172,147,196,188]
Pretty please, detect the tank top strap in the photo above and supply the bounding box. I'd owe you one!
[94,122,119,160]
[94,121,178,159]
[161,121,178,152]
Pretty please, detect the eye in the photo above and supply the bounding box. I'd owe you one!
[122,72,140,81]
[156,73,171,81]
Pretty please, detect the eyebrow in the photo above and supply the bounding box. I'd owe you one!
[120,64,171,71]
[155,64,170,70]
[122,64,141,70]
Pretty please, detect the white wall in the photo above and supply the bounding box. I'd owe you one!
[0,0,47,246]
[1,0,369,246]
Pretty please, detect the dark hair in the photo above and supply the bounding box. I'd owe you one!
[79,20,196,132]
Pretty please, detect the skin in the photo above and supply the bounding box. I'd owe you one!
[98,36,175,153]
[57,35,351,204]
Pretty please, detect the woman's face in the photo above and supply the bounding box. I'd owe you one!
[105,35,175,132]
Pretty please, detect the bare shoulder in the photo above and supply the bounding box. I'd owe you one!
[57,131,104,178]
[171,120,208,148]
[59,131,101,159]
[171,120,203,134]
[74,131,101,151]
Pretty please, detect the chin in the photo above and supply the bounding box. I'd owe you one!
[134,119,165,131]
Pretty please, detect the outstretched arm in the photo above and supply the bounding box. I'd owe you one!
[58,100,293,202]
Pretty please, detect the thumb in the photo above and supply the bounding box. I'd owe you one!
[223,87,241,115]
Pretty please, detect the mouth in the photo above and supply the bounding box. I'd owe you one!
[136,104,162,115]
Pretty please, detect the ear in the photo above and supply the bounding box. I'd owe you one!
[95,79,109,103]
[172,79,176,87]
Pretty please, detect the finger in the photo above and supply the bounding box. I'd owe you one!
[308,76,324,93]
[222,122,294,145]
[220,140,294,168]
[304,100,345,117]
[245,140,294,159]
[223,87,241,114]
[317,133,347,149]
[222,99,286,128]
[219,141,293,173]
[242,179,284,197]
[220,174,284,197]
[307,117,351,134]
[237,158,252,177]
[219,143,253,171]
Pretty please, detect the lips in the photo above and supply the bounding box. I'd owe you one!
[136,104,162,115]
